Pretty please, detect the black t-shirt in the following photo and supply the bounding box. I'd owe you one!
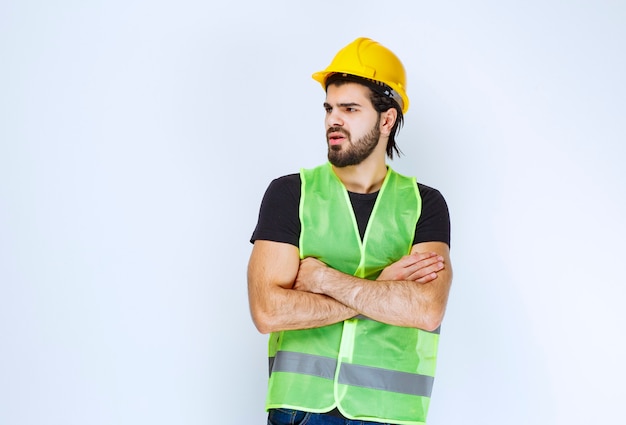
[251,173,450,247]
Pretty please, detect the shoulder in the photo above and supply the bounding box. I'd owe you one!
[417,182,448,208]
[261,173,301,204]
[267,173,301,192]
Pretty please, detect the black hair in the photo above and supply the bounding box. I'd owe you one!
[325,73,404,159]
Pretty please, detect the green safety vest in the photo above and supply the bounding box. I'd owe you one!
[266,163,440,425]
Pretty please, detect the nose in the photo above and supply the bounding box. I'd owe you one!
[326,108,344,128]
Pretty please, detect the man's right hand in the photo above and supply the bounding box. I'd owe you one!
[377,251,444,283]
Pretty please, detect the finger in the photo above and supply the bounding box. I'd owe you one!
[408,251,438,262]
[393,254,426,267]
[402,256,443,275]
[402,252,441,267]
[407,261,444,281]
[413,256,444,269]
[414,272,438,284]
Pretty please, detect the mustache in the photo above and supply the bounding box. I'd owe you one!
[326,127,350,137]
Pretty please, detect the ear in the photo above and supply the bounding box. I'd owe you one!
[379,108,398,136]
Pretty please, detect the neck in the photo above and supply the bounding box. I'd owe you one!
[332,154,388,194]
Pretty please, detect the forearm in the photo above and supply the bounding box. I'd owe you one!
[250,284,357,334]
[247,240,358,334]
[319,267,450,330]
[296,243,452,330]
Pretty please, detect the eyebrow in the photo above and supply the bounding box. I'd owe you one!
[323,102,362,108]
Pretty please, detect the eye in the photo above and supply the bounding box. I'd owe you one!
[346,107,358,112]
[324,105,332,113]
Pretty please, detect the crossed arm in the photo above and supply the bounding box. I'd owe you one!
[247,240,452,334]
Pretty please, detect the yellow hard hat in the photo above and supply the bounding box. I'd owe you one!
[312,37,409,113]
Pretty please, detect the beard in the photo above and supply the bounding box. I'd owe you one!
[327,117,381,167]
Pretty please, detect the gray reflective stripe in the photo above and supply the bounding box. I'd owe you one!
[269,351,434,397]
[353,315,441,335]
[338,363,434,397]
[270,351,337,380]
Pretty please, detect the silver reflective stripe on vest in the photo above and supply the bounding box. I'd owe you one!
[270,351,337,380]
[353,315,441,335]
[270,351,434,397]
[338,363,434,397]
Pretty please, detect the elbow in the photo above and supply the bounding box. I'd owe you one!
[254,321,273,335]
[421,316,443,333]
[419,307,446,332]
[419,276,451,332]
[402,312,442,332]
[250,309,276,334]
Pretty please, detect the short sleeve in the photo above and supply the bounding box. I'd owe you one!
[414,184,451,247]
[250,174,301,246]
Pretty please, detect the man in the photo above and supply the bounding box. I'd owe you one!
[248,37,452,425]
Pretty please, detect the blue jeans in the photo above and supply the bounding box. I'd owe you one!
[267,408,392,425]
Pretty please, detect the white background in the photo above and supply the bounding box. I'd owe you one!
[1,1,625,424]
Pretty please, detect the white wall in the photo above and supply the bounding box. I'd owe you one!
[1,1,624,424]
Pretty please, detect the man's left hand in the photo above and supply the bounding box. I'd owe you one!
[294,257,328,294]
